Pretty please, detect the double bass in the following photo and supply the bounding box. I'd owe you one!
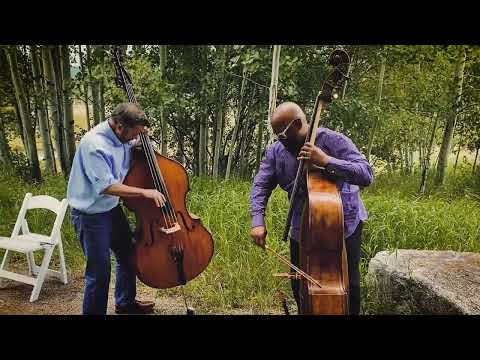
[111,47,214,312]
[267,49,350,315]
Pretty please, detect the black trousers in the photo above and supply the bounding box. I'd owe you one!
[290,222,363,315]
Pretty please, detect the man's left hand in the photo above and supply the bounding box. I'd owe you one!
[297,142,331,167]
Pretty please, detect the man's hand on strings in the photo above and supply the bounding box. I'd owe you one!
[251,226,267,249]
[297,142,331,167]
[142,189,166,208]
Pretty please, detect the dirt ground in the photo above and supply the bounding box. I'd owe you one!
[0,272,187,315]
[0,266,285,316]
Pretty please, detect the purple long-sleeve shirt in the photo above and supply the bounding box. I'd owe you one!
[251,127,373,241]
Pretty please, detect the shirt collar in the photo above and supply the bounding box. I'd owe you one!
[98,121,123,147]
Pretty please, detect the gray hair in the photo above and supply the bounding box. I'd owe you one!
[111,102,150,127]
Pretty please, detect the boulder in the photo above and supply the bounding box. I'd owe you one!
[366,249,480,315]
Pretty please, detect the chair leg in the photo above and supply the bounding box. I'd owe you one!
[57,241,68,284]
[29,247,54,302]
[26,251,35,276]
[0,249,11,287]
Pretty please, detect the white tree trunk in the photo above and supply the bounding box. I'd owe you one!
[159,45,168,155]
[367,55,386,161]
[60,45,76,172]
[212,46,227,178]
[49,45,68,174]
[0,117,12,167]
[341,53,353,99]
[419,112,438,194]
[199,118,207,176]
[454,142,461,174]
[436,47,467,185]
[225,66,247,180]
[31,45,56,174]
[473,147,479,175]
[98,77,105,121]
[78,45,91,131]
[267,45,281,144]
[7,46,42,182]
[87,45,101,126]
[41,46,62,173]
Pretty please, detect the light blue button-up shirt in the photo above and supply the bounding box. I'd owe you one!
[67,121,136,214]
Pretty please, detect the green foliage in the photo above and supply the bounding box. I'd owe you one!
[59,45,480,179]
[4,44,480,181]
[8,150,33,181]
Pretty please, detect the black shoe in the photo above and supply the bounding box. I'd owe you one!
[115,299,155,314]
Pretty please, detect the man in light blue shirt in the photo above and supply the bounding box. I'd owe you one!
[68,102,166,315]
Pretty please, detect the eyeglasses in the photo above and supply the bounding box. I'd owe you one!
[275,118,299,141]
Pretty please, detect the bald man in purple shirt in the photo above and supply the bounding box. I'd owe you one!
[250,102,373,315]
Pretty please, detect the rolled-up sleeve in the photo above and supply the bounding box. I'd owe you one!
[325,133,374,187]
[80,143,116,195]
[250,147,278,228]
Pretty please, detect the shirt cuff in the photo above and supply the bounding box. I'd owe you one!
[252,214,266,228]
[325,157,349,176]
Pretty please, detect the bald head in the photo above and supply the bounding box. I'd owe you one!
[271,102,306,129]
[270,102,309,150]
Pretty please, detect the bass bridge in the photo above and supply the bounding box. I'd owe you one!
[161,222,181,234]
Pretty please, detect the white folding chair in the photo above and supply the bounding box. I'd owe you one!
[0,193,68,302]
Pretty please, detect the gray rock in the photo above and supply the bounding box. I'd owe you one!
[366,249,480,315]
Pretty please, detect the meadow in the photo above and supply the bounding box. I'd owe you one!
[0,165,478,314]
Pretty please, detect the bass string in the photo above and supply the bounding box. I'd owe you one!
[139,132,172,227]
[121,74,174,226]
[140,132,178,226]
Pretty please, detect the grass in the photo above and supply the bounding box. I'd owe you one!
[0,166,478,314]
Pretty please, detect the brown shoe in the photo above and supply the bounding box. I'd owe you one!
[115,299,155,314]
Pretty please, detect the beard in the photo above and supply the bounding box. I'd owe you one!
[282,135,305,155]
[118,128,132,143]
[284,142,301,155]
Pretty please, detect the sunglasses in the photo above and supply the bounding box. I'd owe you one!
[275,118,299,141]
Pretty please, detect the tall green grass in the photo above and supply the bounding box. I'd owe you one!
[165,177,293,311]
[0,169,478,313]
